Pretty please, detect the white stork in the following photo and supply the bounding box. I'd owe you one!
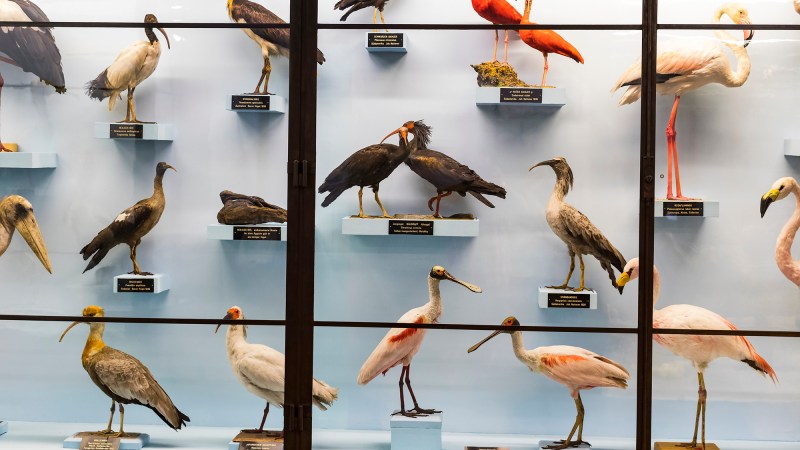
[0,195,51,273]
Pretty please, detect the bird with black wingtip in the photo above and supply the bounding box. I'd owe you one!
[0,195,52,273]
[80,162,176,275]
[334,0,391,30]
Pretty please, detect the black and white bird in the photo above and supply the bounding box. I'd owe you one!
[0,195,51,273]
[0,0,65,151]
[80,162,175,275]
[86,14,170,123]
[334,0,390,29]
[227,0,325,95]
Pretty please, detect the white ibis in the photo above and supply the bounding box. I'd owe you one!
[80,162,175,275]
[0,195,51,273]
[468,316,630,450]
[760,177,800,288]
[334,0,390,30]
[618,258,777,449]
[357,266,482,417]
[612,4,753,200]
[227,0,325,95]
[215,306,339,433]
[86,14,170,123]
[530,157,626,293]
[0,0,65,151]
[59,305,189,436]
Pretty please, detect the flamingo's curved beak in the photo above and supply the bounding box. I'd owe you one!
[617,272,631,288]
[380,127,408,145]
[760,189,779,218]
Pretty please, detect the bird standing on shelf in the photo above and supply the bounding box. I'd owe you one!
[59,305,189,436]
[0,195,51,273]
[319,121,414,218]
[618,258,777,450]
[612,4,753,200]
[468,316,629,450]
[80,162,176,275]
[471,0,522,64]
[358,266,481,417]
[228,0,326,95]
[760,177,800,288]
[334,0,390,30]
[518,0,583,87]
[531,157,626,293]
[216,306,338,433]
[0,0,65,152]
[86,14,170,124]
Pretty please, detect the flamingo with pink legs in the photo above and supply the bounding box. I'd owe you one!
[760,177,800,288]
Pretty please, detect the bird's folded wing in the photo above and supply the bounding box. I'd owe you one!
[93,349,173,406]
[231,1,291,51]
[236,351,286,394]
[539,346,629,386]
[560,205,625,271]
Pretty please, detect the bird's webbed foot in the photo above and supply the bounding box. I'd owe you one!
[568,286,590,293]
[666,195,699,201]
[391,410,429,418]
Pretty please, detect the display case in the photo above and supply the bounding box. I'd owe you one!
[0,1,798,450]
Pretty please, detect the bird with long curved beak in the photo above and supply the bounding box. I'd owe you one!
[0,195,51,273]
[760,177,800,288]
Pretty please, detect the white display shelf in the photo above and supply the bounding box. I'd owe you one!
[94,123,175,141]
[538,287,598,310]
[0,152,57,168]
[113,273,170,294]
[784,139,800,156]
[655,200,719,218]
[64,432,149,449]
[391,412,442,450]
[207,223,287,241]
[227,94,286,113]
[476,87,566,107]
[341,216,479,237]
[365,32,407,53]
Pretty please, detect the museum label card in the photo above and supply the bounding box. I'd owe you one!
[389,220,434,235]
[367,33,404,48]
[663,201,704,216]
[500,88,543,103]
[231,95,271,111]
[547,292,591,309]
[109,124,144,139]
[117,278,155,293]
[79,436,120,450]
[233,226,282,241]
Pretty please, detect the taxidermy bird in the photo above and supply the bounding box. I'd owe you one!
[80,162,175,275]
[86,14,170,123]
[216,306,338,432]
[760,177,800,288]
[530,157,625,293]
[228,0,326,95]
[335,0,390,30]
[59,305,189,436]
[0,195,51,273]
[518,0,583,87]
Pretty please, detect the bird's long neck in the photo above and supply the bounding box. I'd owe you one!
[424,277,443,321]
[0,212,12,256]
[82,324,106,367]
[510,331,528,363]
[145,27,158,45]
[652,265,661,308]
[548,173,570,209]
[225,324,248,358]
[153,171,166,200]
[522,0,532,23]
[712,9,750,88]
[776,185,800,278]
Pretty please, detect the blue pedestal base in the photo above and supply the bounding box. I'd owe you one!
[390,412,442,450]
[64,432,149,449]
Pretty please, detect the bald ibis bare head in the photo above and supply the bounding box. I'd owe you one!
[156,162,177,176]
[59,305,106,342]
[144,14,171,49]
[0,195,51,273]
[380,123,410,146]
[467,316,521,353]
[429,265,482,293]
[215,305,244,334]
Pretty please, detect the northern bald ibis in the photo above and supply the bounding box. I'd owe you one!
[227,0,325,95]
[518,0,583,87]
[0,195,51,272]
[334,0,390,30]
[612,4,753,200]
[530,157,625,293]
[59,305,189,436]
[618,259,777,449]
[80,162,175,275]
[358,266,481,417]
[469,316,629,450]
[0,0,65,151]
[760,177,800,288]
[471,0,522,64]
[86,14,169,124]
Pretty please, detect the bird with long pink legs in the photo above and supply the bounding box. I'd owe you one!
[471,0,522,64]
[518,0,583,87]
[760,177,800,288]
[612,4,753,200]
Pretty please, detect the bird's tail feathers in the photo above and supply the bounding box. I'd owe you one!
[80,228,115,272]
[468,192,495,208]
[312,378,340,410]
[742,348,778,383]
[317,49,326,65]
[85,69,116,103]
[320,184,347,208]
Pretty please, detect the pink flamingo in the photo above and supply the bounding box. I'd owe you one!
[760,177,800,287]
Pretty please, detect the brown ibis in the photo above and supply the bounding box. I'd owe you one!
[59,305,189,436]
[80,162,175,275]
[518,0,584,87]
[0,195,51,273]
[334,0,390,30]
[471,0,522,64]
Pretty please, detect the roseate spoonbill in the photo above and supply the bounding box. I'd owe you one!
[80,162,175,275]
[0,0,65,151]
[215,306,338,433]
[760,177,800,288]
[319,121,414,218]
[518,0,583,87]
[0,195,51,273]
[612,4,753,200]
[228,0,325,95]
[86,14,170,123]
[530,157,626,293]
[358,266,481,417]
[471,0,522,64]
[468,316,629,450]
[335,0,390,30]
[618,258,778,449]
[59,306,189,436]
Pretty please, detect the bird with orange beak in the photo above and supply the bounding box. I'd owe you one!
[0,195,51,273]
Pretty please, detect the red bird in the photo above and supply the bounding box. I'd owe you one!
[518,0,583,87]
[471,0,522,63]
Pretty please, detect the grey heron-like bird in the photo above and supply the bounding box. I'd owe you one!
[530,157,626,293]
[334,0,390,29]
[0,0,65,152]
[228,0,326,95]
[60,305,189,436]
[86,14,170,123]
[0,195,51,273]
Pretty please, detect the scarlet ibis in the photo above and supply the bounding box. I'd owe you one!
[319,121,414,218]
[471,0,522,64]
[760,178,800,288]
[86,14,170,124]
[468,316,629,450]
[530,158,626,293]
[0,195,51,273]
[334,0,390,30]
[0,0,65,151]
[59,305,189,436]
[215,306,339,433]
[518,0,583,87]
[612,4,753,200]
[618,259,777,449]
[358,266,481,417]
[228,0,325,95]
[80,162,175,275]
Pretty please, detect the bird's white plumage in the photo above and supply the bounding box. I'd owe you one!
[226,324,286,407]
[357,307,430,385]
[101,40,162,110]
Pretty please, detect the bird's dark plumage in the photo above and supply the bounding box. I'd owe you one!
[334,0,389,22]
[85,68,113,101]
[319,143,405,207]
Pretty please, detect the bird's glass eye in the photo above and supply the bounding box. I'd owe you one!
[779,186,785,191]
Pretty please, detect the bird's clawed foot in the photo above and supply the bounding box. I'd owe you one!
[128,271,154,276]
[666,195,699,201]
[545,439,591,449]
[546,284,573,290]
[95,428,116,435]
[392,410,429,418]
[676,442,701,449]
[410,406,440,415]
[117,119,155,124]
[568,286,589,293]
